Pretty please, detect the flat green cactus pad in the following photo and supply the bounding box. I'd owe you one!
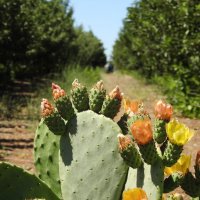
[125,160,164,200]
[59,110,128,200]
[34,120,61,199]
[0,162,59,200]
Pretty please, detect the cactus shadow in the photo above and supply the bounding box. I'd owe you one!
[60,116,78,166]
[151,161,164,192]
[136,165,144,187]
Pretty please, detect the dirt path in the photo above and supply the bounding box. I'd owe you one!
[0,120,36,173]
[0,71,199,198]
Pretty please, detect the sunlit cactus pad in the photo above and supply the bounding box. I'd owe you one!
[59,111,128,200]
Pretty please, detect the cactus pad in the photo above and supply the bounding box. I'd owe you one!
[71,80,89,112]
[153,119,167,144]
[101,96,121,118]
[34,120,61,199]
[89,81,106,113]
[59,110,128,200]
[0,162,59,200]
[163,141,183,167]
[55,96,75,121]
[125,160,164,200]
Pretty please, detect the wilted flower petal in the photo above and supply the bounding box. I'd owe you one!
[123,98,141,113]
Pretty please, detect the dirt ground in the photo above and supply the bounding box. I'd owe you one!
[0,71,199,199]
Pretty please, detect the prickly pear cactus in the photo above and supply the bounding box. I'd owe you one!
[59,111,128,200]
[34,120,61,199]
[0,162,59,200]
[41,80,128,200]
[120,99,199,200]
[1,80,199,200]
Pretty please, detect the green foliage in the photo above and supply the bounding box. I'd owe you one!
[113,0,200,118]
[0,67,101,120]
[0,0,75,79]
[74,26,106,67]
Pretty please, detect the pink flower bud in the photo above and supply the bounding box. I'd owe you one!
[118,134,132,151]
[41,98,54,117]
[52,83,66,100]
[154,100,173,121]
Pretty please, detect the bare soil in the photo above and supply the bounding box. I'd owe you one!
[0,71,199,199]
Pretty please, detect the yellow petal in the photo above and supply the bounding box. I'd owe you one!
[166,119,194,146]
[123,188,148,200]
[164,154,191,176]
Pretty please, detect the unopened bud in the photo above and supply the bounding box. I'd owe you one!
[41,98,54,117]
[94,80,104,90]
[52,83,66,100]
[109,86,122,100]
[154,100,173,121]
[118,134,132,152]
[72,79,81,89]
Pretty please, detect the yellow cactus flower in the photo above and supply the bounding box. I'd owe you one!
[166,119,194,146]
[164,154,191,176]
[123,188,148,200]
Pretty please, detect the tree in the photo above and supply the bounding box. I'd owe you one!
[113,0,200,117]
[74,26,106,67]
[0,0,75,79]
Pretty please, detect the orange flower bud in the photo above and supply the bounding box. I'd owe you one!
[154,100,173,121]
[196,150,200,167]
[52,83,66,100]
[123,98,141,113]
[41,98,54,117]
[118,134,132,152]
[109,86,123,100]
[130,119,153,145]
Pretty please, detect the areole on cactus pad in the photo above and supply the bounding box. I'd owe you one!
[0,80,199,200]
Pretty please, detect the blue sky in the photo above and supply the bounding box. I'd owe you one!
[70,0,134,59]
